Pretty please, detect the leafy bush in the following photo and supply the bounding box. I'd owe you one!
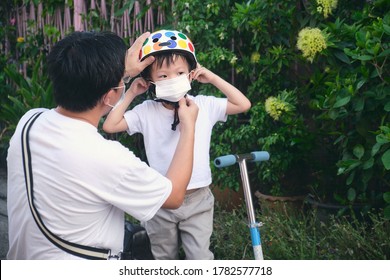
[0,56,54,161]
[306,4,390,207]
[172,0,390,216]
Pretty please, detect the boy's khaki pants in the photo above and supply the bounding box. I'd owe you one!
[142,186,214,260]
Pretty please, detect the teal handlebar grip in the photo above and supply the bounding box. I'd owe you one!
[250,151,270,162]
[214,154,236,168]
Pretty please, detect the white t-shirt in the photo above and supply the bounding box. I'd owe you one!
[124,95,228,190]
[7,109,172,259]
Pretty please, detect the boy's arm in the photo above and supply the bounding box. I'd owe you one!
[103,78,149,133]
[192,65,251,115]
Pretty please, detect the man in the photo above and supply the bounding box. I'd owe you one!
[7,31,198,259]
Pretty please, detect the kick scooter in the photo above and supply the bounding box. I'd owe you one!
[214,151,270,260]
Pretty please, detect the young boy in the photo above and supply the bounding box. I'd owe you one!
[103,30,251,259]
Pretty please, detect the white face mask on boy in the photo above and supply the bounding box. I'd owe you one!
[152,74,191,102]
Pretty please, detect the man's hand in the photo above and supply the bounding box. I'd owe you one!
[177,97,198,131]
[125,32,155,78]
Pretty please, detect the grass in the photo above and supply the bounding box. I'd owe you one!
[211,201,390,260]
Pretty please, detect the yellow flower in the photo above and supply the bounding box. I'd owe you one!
[316,0,338,18]
[297,27,327,63]
[265,97,291,121]
[236,66,243,74]
[17,37,25,43]
[230,55,238,65]
[250,52,261,64]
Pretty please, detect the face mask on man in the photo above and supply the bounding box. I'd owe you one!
[151,73,191,102]
[107,85,126,110]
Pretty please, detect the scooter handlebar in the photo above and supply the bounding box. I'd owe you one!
[250,151,270,162]
[214,154,237,168]
[214,151,270,168]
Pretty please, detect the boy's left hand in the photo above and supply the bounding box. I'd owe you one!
[128,77,149,97]
[191,63,215,84]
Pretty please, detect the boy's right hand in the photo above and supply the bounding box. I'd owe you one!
[177,97,198,130]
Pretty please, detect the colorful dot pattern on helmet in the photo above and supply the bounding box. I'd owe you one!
[139,30,196,62]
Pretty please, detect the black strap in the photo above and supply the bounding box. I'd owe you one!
[171,104,180,131]
[155,100,180,131]
[21,112,113,260]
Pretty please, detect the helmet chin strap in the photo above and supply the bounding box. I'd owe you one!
[171,103,180,131]
[155,99,181,131]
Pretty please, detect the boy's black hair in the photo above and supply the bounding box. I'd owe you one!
[47,31,127,112]
[140,51,197,81]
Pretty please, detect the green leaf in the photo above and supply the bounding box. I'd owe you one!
[343,48,355,57]
[353,97,364,111]
[362,158,374,169]
[353,144,364,159]
[362,169,373,184]
[384,205,390,220]
[384,192,390,203]
[378,48,390,58]
[380,126,390,134]
[347,188,356,202]
[334,51,351,64]
[381,149,390,170]
[337,159,361,174]
[356,80,365,90]
[346,171,355,185]
[384,101,390,112]
[333,96,351,108]
[371,142,382,156]
[328,109,339,120]
[370,69,379,78]
[357,55,374,61]
[376,134,390,144]
[383,24,390,35]
[355,31,366,47]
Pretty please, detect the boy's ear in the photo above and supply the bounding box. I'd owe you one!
[188,70,194,81]
[148,82,156,99]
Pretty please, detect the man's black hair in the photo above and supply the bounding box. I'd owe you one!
[47,31,127,112]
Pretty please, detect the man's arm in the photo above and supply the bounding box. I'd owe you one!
[162,97,198,209]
